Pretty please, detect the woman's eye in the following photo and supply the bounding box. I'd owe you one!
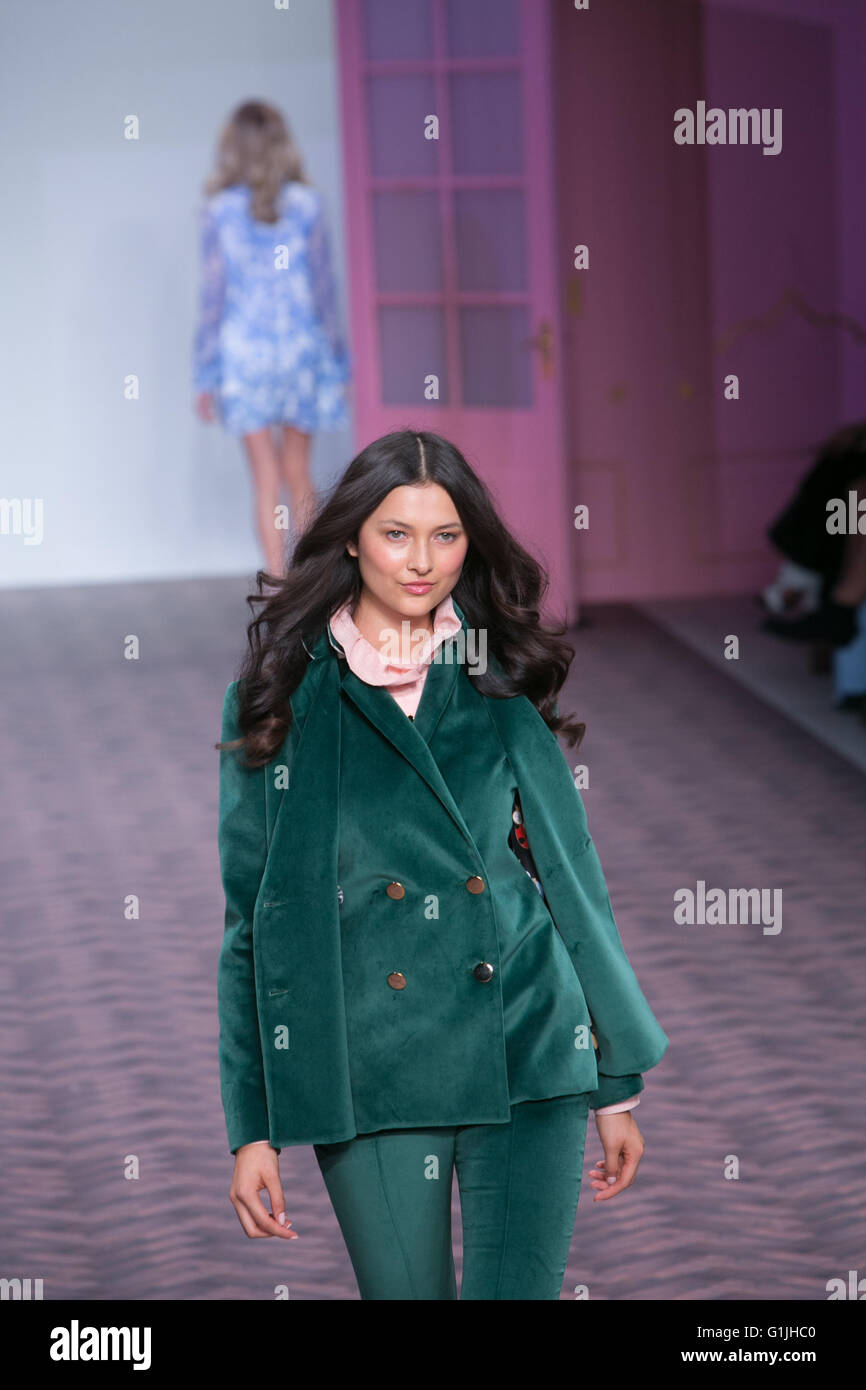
[385,530,458,541]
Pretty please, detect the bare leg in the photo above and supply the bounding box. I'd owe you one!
[830,472,866,605]
[242,426,285,577]
[280,424,317,533]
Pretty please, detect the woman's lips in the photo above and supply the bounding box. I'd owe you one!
[401,582,434,593]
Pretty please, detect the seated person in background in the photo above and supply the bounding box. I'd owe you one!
[761,420,866,649]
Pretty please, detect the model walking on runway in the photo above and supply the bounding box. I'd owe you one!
[193,99,350,571]
[216,428,668,1299]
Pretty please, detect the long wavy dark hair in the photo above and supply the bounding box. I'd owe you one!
[217,430,586,767]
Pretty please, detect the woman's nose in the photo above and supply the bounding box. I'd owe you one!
[407,548,433,572]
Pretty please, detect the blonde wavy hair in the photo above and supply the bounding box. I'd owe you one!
[204,100,310,223]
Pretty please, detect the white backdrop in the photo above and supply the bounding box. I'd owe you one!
[0,0,353,588]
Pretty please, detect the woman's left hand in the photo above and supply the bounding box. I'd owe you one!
[588,1110,645,1201]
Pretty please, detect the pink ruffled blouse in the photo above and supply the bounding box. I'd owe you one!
[326,591,464,717]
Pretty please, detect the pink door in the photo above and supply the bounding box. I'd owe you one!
[336,0,575,619]
[551,0,843,603]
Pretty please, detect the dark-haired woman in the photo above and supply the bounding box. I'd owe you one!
[216,430,668,1300]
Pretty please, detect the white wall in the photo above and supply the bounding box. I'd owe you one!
[0,0,352,588]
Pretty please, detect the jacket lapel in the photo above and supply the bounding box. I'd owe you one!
[290,613,586,894]
[335,621,478,851]
[264,607,481,889]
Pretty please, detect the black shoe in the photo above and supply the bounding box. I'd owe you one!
[762,600,858,648]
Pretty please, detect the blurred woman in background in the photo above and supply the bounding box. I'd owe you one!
[193,100,351,572]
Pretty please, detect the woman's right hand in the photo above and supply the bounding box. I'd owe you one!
[229,1144,299,1239]
[195,390,217,423]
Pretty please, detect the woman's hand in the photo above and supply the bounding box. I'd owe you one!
[195,390,217,423]
[229,1144,299,1239]
[588,1110,645,1201]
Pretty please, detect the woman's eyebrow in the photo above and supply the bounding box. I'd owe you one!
[377,518,463,529]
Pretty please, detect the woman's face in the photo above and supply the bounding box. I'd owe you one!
[346,483,469,620]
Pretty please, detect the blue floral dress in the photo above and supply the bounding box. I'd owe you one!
[192,181,351,436]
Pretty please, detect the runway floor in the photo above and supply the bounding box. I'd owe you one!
[1,577,864,1299]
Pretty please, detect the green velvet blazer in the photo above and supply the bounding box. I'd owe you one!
[216,602,668,1154]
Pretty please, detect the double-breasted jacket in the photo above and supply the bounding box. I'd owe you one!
[216,602,668,1153]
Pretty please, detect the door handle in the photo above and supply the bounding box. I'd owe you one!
[523,318,554,380]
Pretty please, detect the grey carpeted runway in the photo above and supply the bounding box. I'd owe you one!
[1,578,864,1299]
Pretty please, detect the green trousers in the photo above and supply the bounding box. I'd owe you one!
[314,1093,591,1299]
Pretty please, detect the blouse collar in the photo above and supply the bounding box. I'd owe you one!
[327,591,462,688]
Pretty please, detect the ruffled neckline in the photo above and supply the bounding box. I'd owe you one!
[327,592,462,688]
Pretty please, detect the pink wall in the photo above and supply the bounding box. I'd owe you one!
[706,0,866,425]
[552,0,864,602]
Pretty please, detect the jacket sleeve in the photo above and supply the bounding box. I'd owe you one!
[507,788,649,1114]
[586,1072,644,1111]
[216,680,276,1155]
